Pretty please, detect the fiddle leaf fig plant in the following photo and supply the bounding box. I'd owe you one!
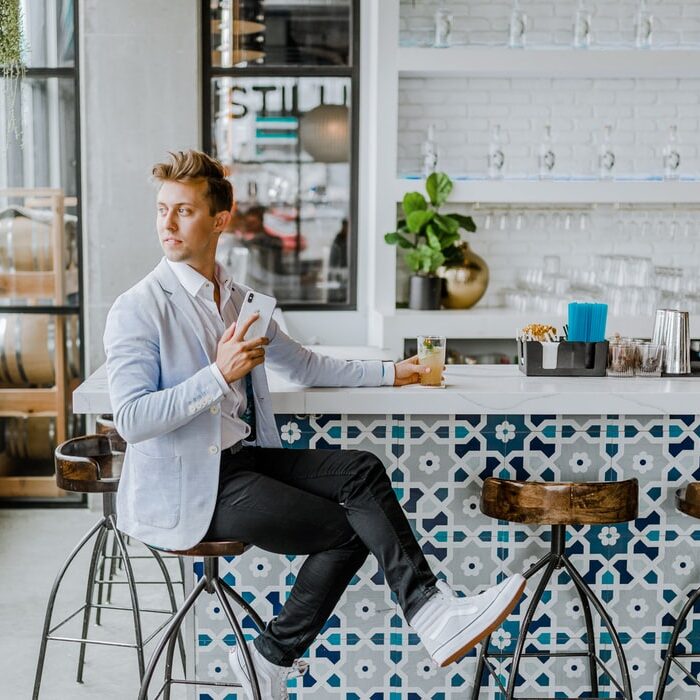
[385,172,477,276]
[0,0,27,142]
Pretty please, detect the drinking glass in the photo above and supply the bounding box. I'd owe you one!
[608,343,637,377]
[417,336,446,387]
[509,0,527,48]
[573,1,592,48]
[635,343,663,377]
[434,8,454,48]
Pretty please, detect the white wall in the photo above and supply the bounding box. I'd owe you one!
[395,0,700,308]
[80,0,200,373]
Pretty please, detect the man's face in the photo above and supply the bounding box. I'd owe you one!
[156,180,222,267]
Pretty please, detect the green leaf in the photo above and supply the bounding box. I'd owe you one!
[405,248,423,273]
[433,213,459,234]
[442,244,461,265]
[426,172,453,207]
[385,231,416,250]
[447,213,477,232]
[426,225,441,251]
[441,231,461,248]
[413,244,445,274]
[406,209,434,233]
[384,232,400,245]
[429,249,446,273]
[402,192,427,216]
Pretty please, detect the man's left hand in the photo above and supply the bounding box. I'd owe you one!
[393,355,432,386]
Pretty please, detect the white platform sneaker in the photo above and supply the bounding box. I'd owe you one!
[229,640,308,700]
[410,575,526,667]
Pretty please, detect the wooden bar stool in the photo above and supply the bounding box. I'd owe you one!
[137,540,264,700]
[32,435,183,699]
[471,477,639,700]
[92,415,184,623]
[656,482,700,699]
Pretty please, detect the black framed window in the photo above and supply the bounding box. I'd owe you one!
[202,0,359,310]
[1,0,82,309]
[0,0,84,501]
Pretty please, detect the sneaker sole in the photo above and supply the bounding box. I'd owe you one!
[436,577,527,667]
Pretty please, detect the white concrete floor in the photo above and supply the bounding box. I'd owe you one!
[1,507,191,699]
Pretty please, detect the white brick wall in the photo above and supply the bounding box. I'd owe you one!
[398,76,700,176]
[400,0,700,48]
[395,2,700,310]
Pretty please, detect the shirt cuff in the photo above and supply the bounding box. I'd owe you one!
[209,362,232,395]
[381,361,396,386]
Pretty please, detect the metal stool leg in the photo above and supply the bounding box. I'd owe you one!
[106,528,120,602]
[569,567,600,697]
[470,551,553,700]
[138,576,208,700]
[219,579,266,632]
[33,517,106,700]
[505,558,558,698]
[161,606,189,700]
[109,516,146,681]
[563,556,633,699]
[76,524,110,682]
[655,584,700,700]
[213,578,262,700]
[177,555,186,597]
[94,529,113,626]
[146,545,186,674]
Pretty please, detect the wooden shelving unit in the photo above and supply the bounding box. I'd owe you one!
[0,188,77,499]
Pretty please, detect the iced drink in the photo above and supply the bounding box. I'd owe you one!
[417,336,446,386]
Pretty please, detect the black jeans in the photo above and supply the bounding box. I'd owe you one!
[205,446,438,666]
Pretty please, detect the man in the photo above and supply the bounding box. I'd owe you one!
[104,150,525,699]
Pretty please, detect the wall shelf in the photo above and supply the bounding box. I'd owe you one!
[398,47,700,79]
[395,178,700,204]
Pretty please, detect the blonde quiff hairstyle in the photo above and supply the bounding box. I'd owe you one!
[151,150,234,216]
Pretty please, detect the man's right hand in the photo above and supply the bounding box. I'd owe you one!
[215,313,269,384]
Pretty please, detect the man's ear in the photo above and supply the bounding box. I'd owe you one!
[214,209,232,233]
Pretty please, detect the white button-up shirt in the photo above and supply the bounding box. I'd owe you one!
[166,259,252,450]
[166,259,396,450]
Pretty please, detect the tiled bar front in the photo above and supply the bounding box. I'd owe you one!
[196,412,700,700]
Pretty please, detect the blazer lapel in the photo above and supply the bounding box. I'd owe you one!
[153,258,217,360]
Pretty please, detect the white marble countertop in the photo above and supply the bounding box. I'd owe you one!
[73,361,700,416]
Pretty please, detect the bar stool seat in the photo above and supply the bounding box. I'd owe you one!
[481,477,639,524]
[472,477,639,700]
[676,482,700,519]
[137,540,264,700]
[656,482,700,699]
[33,436,183,699]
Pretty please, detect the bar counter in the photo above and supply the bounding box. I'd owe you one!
[74,363,700,698]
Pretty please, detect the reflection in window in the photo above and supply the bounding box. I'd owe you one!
[213,77,351,304]
[205,0,358,308]
[21,0,75,68]
[210,0,351,68]
[1,78,77,196]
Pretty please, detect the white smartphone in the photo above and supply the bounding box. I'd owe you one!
[236,290,277,340]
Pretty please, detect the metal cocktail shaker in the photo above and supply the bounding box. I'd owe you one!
[652,308,690,375]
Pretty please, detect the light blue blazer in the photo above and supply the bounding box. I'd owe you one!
[103,258,383,550]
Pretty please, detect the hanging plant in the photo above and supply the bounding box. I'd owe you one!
[0,0,27,141]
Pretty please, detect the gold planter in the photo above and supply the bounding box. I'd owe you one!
[438,242,489,309]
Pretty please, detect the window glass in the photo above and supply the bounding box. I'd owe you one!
[1,78,77,196]
[211,76,352,304]
[22,0,75,68]
[210,0,352,68]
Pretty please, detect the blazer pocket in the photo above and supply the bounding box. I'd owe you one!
[131,451,182,529]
